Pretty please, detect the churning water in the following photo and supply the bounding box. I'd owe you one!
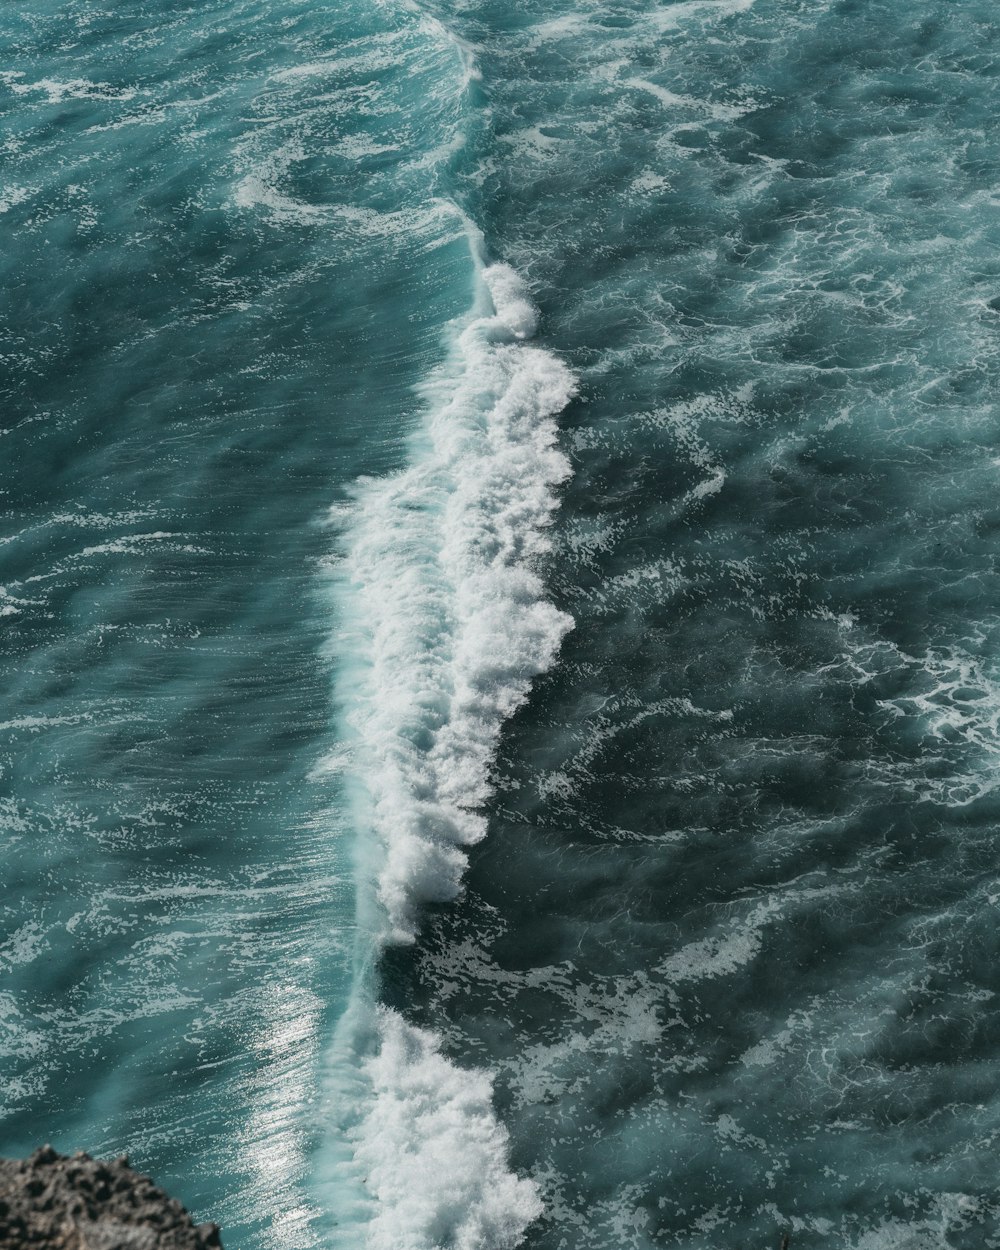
[5,0,1000,1247]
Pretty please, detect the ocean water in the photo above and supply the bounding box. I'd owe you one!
[5,0,1000,1247]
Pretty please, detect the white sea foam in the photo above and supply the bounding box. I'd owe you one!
[326,252,573,1250]
[0,72,138,103]
[337,257,575,945]
[355,1010,542,1250]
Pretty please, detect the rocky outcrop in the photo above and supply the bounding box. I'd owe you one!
[0,1148,222,1250]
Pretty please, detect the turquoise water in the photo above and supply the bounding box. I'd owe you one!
[5,0,1000,1247]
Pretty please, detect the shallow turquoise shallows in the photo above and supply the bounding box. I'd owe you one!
[5,0,1000,1247]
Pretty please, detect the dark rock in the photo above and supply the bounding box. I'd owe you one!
[0,1149,224,1249]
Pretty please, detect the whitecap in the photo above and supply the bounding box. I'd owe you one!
[354,1009,542,1250]
[335,256,575,945]
[323,247,573,1250]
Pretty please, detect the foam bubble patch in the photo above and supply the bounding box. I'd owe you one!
[355,1009,542,1250]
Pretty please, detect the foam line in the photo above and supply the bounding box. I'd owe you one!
[336,257,575,945]
[322,251,573,1250]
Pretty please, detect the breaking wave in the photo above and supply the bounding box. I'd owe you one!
[324,244,574,1248]
[336,253,575,945]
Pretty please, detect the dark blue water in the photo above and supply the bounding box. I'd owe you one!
[5,0,1000,1247]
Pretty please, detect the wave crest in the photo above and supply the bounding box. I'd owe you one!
[338,261,575,944]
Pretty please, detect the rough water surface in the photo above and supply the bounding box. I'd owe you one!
[4,0,1000,1248]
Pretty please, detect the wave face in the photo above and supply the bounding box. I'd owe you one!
[338,259,575,946]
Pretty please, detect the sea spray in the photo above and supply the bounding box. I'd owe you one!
[324,257,574,1247]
